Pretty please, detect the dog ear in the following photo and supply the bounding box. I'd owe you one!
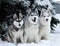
[19,12,23,17]
[26,8,31,15]
[40,9,44,17]
[48,9,52,16]
[47,9,52,16]
[35,8,38,13]
[42,8,46,12]
[13,14,17,19]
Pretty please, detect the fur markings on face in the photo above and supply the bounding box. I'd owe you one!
[13,13,24,29]
[27,9,39,25]
[40,9,52,25]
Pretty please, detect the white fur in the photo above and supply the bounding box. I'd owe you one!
[8,21,24,44]
[11,28,23,43]
[24,14,40,43]
[13,20,24,28]
[39,9,52,40]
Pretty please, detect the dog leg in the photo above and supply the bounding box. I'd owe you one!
[39,34,41,41]
[35,35,40,43]
[20,35,24,43]
[13,37,17,45]
[7,35,11,42]
[44,34,50,40]
[24,34,28,43]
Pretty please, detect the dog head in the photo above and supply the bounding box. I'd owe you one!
[40,8,52,25]
[13,12,24,28]
[27,8,39,25]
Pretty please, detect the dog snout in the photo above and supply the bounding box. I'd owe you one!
[33,17,36,22]
[34,17,36,20]
[32,17,36,22]
[19,24,21,26]
[46,19,48,21]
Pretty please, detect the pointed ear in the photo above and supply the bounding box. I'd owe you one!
[47,9,52,16]
[19,12,23,17]
[40,9,44,17]
[47,9,50,14]
[13,14,17,19]
[48,9,51,13]
[26,8,31,14]
[35,8,38,13]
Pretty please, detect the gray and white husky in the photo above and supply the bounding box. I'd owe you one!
[39,8,52,40]
[24,8,40,43]
[7,12,24,44]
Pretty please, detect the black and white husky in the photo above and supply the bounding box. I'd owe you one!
[7,12,25,44]
[24,8,40,43]
[39,8,52,40]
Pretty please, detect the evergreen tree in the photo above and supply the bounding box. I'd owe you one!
[0,0,60,34]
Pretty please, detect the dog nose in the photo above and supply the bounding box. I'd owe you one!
[19,24,21,26]
[46,19,48,21]
[34,17,36,20]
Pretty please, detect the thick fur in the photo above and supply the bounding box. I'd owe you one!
[39,9,52,40]
[7,13,24,44]
[24,8,40,43]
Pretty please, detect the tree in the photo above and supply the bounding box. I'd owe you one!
[0,0,60,36]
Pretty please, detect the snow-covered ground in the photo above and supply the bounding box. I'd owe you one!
[0,14,60,46]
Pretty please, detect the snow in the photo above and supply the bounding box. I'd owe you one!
[0,14,60,46]
[53,0,60,2]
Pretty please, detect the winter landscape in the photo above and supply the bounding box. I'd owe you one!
[0,14,60,46]
[0,0,60,46]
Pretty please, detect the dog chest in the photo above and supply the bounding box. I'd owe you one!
[25,26,39,35]
[39,26,50,35]
[12,29,23,38]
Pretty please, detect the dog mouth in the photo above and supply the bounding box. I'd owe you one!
[46,19,48,22]
[32,17,36,22]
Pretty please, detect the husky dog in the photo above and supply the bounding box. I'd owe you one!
[7,12,24,44]
[24,8,40,43]
[39,8,52,40]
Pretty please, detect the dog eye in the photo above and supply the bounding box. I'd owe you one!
[44,16,45,17]
[31,15,33,16]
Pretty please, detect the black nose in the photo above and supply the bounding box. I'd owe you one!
[34,17,36,20]
[46,19,48,21]
[19,24,21,26]
[33,17,36,22]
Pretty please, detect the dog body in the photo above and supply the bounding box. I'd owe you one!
[7,13,24,44]
[39,9,52,40]
[24,9,40,43]
[8,25,24,43]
